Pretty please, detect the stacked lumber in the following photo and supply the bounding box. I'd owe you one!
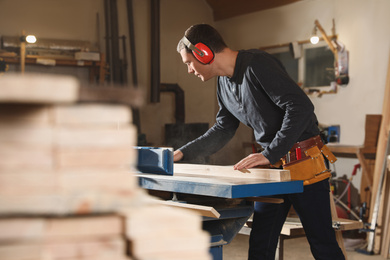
[0,73,211,260]
[122,203,211,260]
[0,215,130,260]
[0,103,138,215]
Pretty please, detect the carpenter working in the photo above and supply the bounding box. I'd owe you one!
[173,24,345,260]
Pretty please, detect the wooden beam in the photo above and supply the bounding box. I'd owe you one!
[161,201,220,218]
[245,197,284,204]
[174,163,290,181]
[329,192,348,258]
[370,53,390,253]
[0,73,79,104]
[259,35,338,51]
[315,20,338,56]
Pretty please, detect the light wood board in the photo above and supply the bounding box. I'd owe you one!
[0,73,79,104]
[161,201,220,218]
[370,54,390,254]
[174,163,290,181]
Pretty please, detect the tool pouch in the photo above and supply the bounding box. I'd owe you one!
[283,145,336,186]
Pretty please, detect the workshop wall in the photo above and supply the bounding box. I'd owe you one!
[213,0,390,188]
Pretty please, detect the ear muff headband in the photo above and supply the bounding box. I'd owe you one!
[181,36,214,64]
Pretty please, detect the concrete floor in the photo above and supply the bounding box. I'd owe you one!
[223,234,385,260]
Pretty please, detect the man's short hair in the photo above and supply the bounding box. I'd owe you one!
[177,24,227,54]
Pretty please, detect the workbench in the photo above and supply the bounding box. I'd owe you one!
[137,163,303,260]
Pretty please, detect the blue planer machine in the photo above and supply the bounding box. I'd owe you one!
[135,146,174,175]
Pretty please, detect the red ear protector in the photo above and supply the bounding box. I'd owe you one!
[181,36,214,64]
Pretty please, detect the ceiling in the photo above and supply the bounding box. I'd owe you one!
[205,0,302,21]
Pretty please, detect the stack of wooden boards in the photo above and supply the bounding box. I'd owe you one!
[0,73,211,260]
[0,103,138,214]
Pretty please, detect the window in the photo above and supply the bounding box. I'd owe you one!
[304,45,335,87]
[267,42,335,89]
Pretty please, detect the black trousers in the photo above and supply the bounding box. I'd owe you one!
[248,179,345,260]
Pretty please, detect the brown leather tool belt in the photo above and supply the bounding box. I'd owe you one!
[282,135,324,163]
[281,135,337,185]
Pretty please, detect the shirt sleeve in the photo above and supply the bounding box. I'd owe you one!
[179,87,240,161]
[252,54,318,164]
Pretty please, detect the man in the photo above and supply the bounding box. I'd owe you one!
[174,24,345,260]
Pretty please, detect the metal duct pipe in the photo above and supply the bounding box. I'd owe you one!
[150,0,160,103]
[160,84,185,123]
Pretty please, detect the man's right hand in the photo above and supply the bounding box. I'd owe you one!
[173,150,183,162]
[233,152,270,170]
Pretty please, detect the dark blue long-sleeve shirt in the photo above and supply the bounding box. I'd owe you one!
[179,49,319,164]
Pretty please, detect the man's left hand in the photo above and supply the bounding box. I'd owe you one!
[233,153,270,170]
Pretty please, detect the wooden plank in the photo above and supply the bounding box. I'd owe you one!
[332,218,364,231]
[0,73,79,104]
[245,197,284,204]
[174,163,290,181]
[0,170,137,194]
[0,104,51,124]
[0,124,53,146]
[0,192,137,216]
[330,192,348,258]
[327,144,361,158]
[59,169,138,190]
[0,145,53,170]
[0,169,138,215]
[78,85,143,107]
[53,104,132,125]
[380,161,390,258]
[388,155,390,171]
[56,147,136,168]
[122,204,203,238]
[44,215,123,238]
[130,235,209,257]
[161,201,220,218]
[279,217,363,236]
[122,204,210,259]
[54,125,136,148]
[0,236,125,260]
[370,54,390,253]
[0,215,122,241]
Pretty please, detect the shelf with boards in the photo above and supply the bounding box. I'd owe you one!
[0,53,107,84]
